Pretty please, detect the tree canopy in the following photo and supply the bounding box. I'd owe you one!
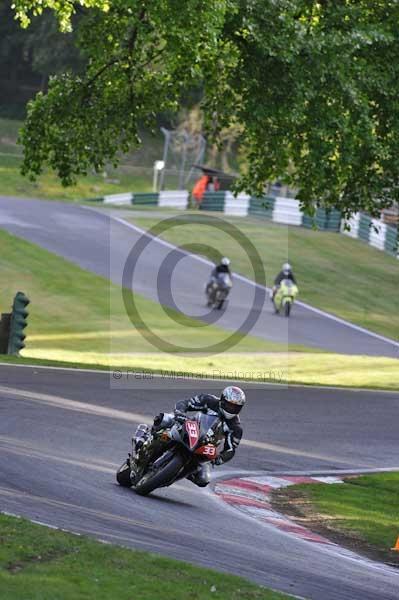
[13,0,399,217]
[0,4,83,116]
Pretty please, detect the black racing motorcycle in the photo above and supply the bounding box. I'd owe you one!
[116,412,225,496]
[206,272,232,309]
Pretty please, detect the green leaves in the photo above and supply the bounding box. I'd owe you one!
[13,0,110,31]
[217,0,399,217]
[15,0,399,216]
[19,1,230,185]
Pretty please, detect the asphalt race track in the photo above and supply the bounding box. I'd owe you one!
[1,364,399,599]
[1,196,399,598]
[0,196,398,356]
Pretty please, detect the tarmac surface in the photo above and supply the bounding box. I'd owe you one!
[1,364,399,599]
[0,196,398,356]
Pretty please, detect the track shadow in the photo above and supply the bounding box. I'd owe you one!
[111,483,194,508]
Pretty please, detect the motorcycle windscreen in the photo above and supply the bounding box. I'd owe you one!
[194,412,222,438]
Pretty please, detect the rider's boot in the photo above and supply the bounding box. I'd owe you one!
[129,458,139,485]
[187,463,211,488]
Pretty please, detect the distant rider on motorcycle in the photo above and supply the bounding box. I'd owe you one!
[271,262,297,299]
[206,257,232,295]
[133,386,246,488]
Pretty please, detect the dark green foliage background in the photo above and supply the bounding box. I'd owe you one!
[8,1,399,217]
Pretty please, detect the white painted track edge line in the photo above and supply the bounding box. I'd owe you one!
[295,299,399,348]
[112,215,399,349]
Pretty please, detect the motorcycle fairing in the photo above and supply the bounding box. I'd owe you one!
[185,420,200,449]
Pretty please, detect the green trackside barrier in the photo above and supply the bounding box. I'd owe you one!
[384,224,398,256]
[302,213,316,229]
[132,193,159,205]
[248,196,275,219]
[200,191,226,211]
[302,208,342,231]
[358,213,372,242]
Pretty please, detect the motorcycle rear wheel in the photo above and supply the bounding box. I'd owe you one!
[134,452,185,496]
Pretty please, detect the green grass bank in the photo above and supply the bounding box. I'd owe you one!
[1,227,399,389]
[0,514,293,600]
[274,472,399,565]
[0,117,153,200]
[0,228,280,355]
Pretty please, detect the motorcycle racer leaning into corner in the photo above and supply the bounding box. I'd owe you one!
[132,386,245,488]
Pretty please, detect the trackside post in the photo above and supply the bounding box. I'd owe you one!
[7,291,30,356]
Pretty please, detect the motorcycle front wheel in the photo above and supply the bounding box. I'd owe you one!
[134,452,185,496]
[116,459,133,487]
[217,299,224,310]
[284,301,291,317]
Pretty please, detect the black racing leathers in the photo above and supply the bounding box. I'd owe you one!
[175,394,242,464]
[274,270,297,286]
[212,264,231,276]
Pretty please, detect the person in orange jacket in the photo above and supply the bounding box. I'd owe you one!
[192,174,210,205]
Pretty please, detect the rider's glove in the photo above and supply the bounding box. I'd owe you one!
[153,413,164,428]
[174,410,186,423]
[213,456,224,466]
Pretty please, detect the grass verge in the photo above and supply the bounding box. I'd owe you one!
[0,153,152,201]
[131,212,399,341]
[272,473,399,566]
[0,513,292,600]
[2,227,398,389]
[15,351,399,391]
[0,117,173,200]
[0,228,284,355]
[2,352,399,391]
[0,231,399,390]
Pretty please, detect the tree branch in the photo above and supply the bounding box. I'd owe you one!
[126,7,146,57]
[85,56,120,88]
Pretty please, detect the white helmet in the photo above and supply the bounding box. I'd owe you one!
[220,386,246,419]
[282,262,291,273]
[221,257,230,266]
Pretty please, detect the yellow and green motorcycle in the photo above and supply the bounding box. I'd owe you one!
[273,279,299,317]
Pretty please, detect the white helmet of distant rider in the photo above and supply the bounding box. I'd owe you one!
[220,386,246,419]
[221,257,230,266]
[282,262,291,275]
